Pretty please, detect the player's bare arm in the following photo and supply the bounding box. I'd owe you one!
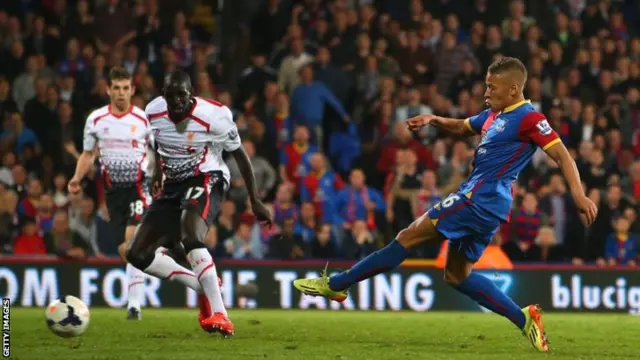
[231,147,273,225]
[406,113,476,137]
[544,141,598,225]
[68,148,96,194]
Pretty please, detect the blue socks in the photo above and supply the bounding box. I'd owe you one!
[329,240,409,291]
[327,240,526,330]
[454,272,526,329]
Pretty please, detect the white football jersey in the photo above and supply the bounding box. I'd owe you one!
[145,96,241,185]
[83,105,151,187]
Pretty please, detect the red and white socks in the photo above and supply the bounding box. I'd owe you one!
[187,248,227,316]
[126,263,145,310]
[143,251,202,293]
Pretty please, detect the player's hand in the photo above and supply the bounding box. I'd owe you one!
[151,173,163,196]
[406,114,436,132]
[251,199,273,226]
[574,194,598,226]
[68,178,81,195]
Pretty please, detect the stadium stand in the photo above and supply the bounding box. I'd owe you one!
[0,0,639,267]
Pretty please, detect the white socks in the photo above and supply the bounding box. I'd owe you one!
[187,248,227,316]
[126,263,145,310]
[143,251,202,293]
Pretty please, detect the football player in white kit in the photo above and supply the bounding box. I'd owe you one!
[126,70,272,336]
[68,67,152,320]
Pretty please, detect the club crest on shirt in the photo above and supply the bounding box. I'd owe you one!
[130,125,137,134]
[494,118,506,132]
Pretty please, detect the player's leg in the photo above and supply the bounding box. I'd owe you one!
[123,224,146,319]
[444,241,549,352]
[179,177,232,335]
[125,202,203,294]
[105,192,145,320]
[293,211,444,300]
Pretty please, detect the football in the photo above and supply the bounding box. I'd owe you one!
[45,295,90,338]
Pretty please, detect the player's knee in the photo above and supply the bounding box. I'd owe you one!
[443,268,464,286]
[180,209,208,252]
[125,246,153,271]
[117,243,127,262]
[396,216,440,248]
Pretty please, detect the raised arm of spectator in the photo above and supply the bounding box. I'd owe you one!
[368,188,386,212]
[319,83,349,121]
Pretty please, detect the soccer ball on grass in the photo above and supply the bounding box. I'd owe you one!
[45,295,90,337]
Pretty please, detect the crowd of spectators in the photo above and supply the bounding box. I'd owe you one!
[0,0,639,266]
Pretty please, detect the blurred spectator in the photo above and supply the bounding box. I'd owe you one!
[378,122,435,175]
[539,174,571,249]
[342,220,378,260]
[13,217,46,255]
[35,193,54,235]
[529,226,564,263]
[278,38,314,95]
[503,193,549,262]
[0,188,18,252]
[279,125,317,190]
[17,178,43,218]
[44,210,87,259]
[300,153,344,225]
[335,169,385,229]
[212,200,235,257]
[69,196,100,257]
[272,183,298,224]
[267,218,306,260]
[0,0,637,265]
[386,149,423,232]
[589,184,632,261]
[290,64,348,143]
[93,0,136,54]
[620,161,640,203]
[311,223,337,259]
[227,139,277,204]
[294,202,316,243]
[603,216,638,267]
[1,112,40,156]
[225,216,264,260]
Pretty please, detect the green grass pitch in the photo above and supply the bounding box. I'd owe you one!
[8,308,638,360]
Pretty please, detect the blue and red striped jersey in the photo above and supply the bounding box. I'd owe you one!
[460,100,560,221]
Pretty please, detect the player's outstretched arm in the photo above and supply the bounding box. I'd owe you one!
[406,114,476,138]
[544,142,598,226]
[231,148,273,224]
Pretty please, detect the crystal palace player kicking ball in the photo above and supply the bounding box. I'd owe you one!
[69,67,153,320]
[126,70,272,336]
[294,57,598,352]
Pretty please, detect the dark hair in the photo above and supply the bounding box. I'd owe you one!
[164,69,192,89]
[487,56,527,81]
[108,67,132,85]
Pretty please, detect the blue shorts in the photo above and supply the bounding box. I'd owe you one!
[426,192,502,262]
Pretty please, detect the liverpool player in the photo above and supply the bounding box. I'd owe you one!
[126,70,272,336]
[69,67,152,320]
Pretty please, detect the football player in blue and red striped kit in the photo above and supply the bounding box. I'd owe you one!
[293,57,599,353]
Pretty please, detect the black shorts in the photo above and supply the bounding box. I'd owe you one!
[105,182,151,228]
[142,172,225,231]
